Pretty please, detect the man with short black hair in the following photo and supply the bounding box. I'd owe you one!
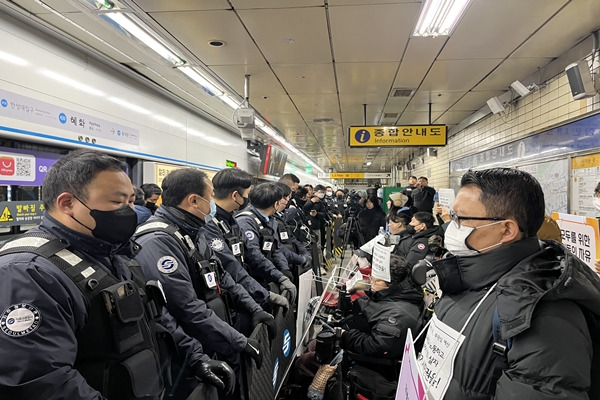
[133,168,271,398]
[401,176,417,211]
[201,168,289,313]
[279,173,300,193]
[421,168,600,399]
[411,176,436,213]
[0,150,233,399]
[140,182,162,214]
[393,211,443,267]
[236,183,297,303]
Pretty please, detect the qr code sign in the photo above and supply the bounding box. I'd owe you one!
[0,153,36,181]
[16,157,32,177]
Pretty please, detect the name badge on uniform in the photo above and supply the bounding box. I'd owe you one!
[263,241,273,251]
[280,231,289,240]
[204,272,217,289]
[232,242,242,256]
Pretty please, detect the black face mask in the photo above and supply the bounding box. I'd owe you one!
[405,225,416,235]
[72,198,138,245]
[337,195,344,199]
[235,195,250,211]
[145,202,158,214]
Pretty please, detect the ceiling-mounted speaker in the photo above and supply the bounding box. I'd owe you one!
[486,97,505,114]
[565,60,596,100]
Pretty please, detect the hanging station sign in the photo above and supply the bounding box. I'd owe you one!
[348,125,447,147]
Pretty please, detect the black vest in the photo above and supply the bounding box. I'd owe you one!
[0,233,168,400]
[134,221,234,325]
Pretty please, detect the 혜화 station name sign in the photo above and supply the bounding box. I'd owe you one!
[349,125,447,147]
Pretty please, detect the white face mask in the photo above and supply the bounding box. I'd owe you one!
[317,192,325,199]
[444,220,503,256]
[593,197,600,212]
[326,191,333,197]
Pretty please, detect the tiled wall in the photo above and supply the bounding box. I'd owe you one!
[412,55,600,190]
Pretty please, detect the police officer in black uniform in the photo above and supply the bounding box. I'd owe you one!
[273,183,312,277]
[0,150,234,400]
[235,183,297,303]
[200,168,289,316]
[133,168,273,399]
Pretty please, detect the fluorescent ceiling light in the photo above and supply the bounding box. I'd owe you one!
[219,94,241,109]
[39,69,105,96]
[105,12,184,65]
[108,97,150,114]
[153,115,184,128]
[413,0,471,37]
[0,50,28,66]
[365,161,372,166]
[179,66,224,96]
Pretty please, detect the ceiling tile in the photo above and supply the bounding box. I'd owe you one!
[133,0,230,12]
[336,62,399,94]
[513,0,600,58]
[272,64,337,94]
[439,0,567,60]
[231,0,323,9]
[210,64,285,97]
[237,8,331,64]
[420,59,502,91]
[329,3,420,62]
[474,57,553,91]
[150,10,265,65]
[404,91,465,112]
[452,91,505,111]
[290,93,340,115]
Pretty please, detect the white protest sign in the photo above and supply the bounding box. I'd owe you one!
[360,234,386,255]
[417,315,465,400]
[395,329,427,400]
[437,189,455,209]
[552,212,600,272]
[371,242,393,282]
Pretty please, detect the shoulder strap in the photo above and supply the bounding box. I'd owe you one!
[0,232,117,306]
[489,305,511,394]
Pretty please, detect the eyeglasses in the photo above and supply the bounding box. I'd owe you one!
[449,210,505,229]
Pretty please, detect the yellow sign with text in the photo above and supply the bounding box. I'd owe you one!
[349,125,447,147]
[330,172,365,179]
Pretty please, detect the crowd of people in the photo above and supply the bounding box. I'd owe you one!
[0,150,599,400]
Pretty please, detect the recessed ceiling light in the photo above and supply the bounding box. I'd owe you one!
[282,38,295,44]
[208,40,226,47]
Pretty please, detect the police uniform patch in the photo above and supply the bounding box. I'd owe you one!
[210,238,225,252]
[245,231,255,240]
[157,256,178,274]
[1,303,41,337]
[417,243,426,250]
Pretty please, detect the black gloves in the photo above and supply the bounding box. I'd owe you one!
[252,310,276,340]
[243,338,263,369]
[194,360,235,395]
[278,275,297,304]
[269,291,290,314]
[282,268,294,281]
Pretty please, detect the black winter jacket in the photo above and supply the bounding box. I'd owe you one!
[341,282,423,360]
[357,207,387,243]
[393,226,444,267]
[428,237,600,400]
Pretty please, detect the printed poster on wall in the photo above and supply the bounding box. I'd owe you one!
[552,212,600,272]
[518,159,568,215]
[571,154,600,217]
